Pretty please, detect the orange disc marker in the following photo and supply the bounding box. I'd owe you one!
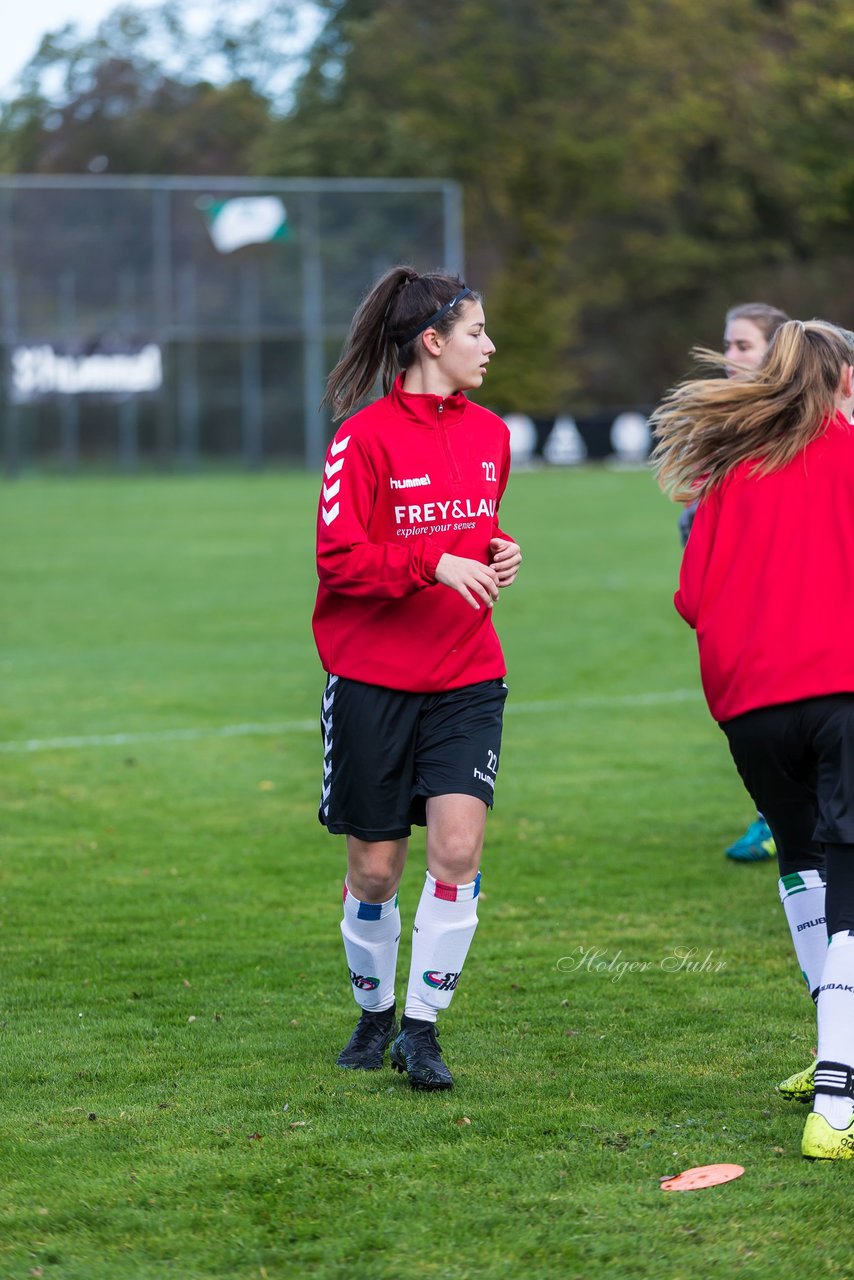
[660,1163,745,1192]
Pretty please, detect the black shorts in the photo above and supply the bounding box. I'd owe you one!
[721,695,854,877]
[318,676,508,841]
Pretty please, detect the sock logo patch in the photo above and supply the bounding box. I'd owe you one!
[423,970,460,992]
[349,969,380,991]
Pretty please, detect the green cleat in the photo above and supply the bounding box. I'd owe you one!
[776,1057,816,1103]
[802,1111,854,1160]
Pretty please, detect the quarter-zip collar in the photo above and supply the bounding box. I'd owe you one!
[390,373,469,428]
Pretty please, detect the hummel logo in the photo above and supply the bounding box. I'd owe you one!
[322,436,350,525]
[390,474,430,489]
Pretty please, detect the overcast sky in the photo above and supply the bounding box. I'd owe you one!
[2,1,163,95]
[3,1,322,103]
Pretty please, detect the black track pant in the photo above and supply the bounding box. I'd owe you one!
[722,696,854,934]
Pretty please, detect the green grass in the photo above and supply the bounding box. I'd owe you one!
[0,468,842,1280]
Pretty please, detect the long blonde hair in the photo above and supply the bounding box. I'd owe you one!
[652,320,854,502]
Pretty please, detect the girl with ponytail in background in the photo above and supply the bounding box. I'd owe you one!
[312,265,521,1090]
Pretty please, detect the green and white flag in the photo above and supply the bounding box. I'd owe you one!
[199,196,288,254]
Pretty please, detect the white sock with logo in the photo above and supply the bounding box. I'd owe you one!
[404,871,480,1023]
[814,930,854,1129]
[778,870,827,1001]
[340,882,400,1014]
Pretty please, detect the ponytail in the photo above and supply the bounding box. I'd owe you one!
[323,265,478,419]
[652,320,854,502]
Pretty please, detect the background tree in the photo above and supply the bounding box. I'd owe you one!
[0,2,307,175]
[261,0,854,411]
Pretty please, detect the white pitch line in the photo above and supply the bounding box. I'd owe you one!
[0,719,317,754]
[0,690,702,755]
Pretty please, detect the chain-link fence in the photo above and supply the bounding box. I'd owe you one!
[0,176,463,473]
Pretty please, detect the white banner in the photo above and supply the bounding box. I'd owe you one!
[11,344,163,401]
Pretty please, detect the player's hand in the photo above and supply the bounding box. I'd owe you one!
[489,538,522,587]
[435,553,500,611]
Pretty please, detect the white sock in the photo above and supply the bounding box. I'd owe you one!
[340,881,400,1014]
[778,870,827,1001]
[404,871,480,1022]
[814,930,854,1129]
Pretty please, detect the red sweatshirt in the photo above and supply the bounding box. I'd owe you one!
[675,411,854,721]
[312,375,513,692]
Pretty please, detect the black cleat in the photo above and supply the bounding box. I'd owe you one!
[390,1022,453,1090]
[336,1008,398,1070]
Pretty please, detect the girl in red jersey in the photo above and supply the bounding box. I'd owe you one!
[313,265,521,1090]
[653,319,854,1159]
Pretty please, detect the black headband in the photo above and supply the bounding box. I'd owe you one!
[396,288,473,348]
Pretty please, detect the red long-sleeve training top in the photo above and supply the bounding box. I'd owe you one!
[312,375,513,692]
[675,411,854,722]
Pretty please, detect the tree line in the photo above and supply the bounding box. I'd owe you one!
[1,0,852,413]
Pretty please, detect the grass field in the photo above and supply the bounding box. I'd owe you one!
[0,467,846,1280]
